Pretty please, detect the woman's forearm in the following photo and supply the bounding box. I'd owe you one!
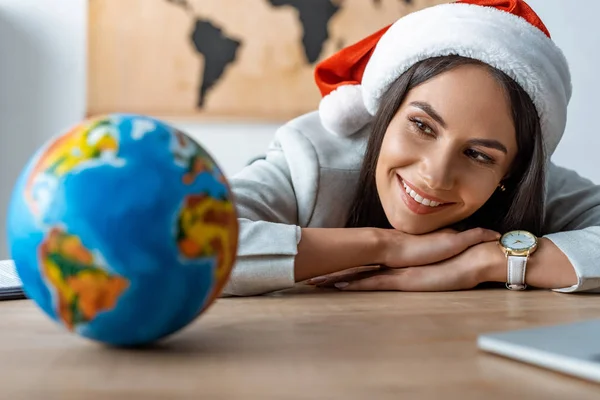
[295,226,502,283]
[294,228,385,282]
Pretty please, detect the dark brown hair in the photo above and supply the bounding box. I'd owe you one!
[345,55,546,236]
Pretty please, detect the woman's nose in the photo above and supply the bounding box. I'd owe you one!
[418,151,455,191]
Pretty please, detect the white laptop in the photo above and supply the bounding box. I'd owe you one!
[477,319,600,383]
[0,260,25,300]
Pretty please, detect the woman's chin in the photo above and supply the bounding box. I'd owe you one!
[389,219,441,235]
[387,204,466,234]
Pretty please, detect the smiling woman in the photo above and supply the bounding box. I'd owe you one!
[347,56,545,237]
[224,0,600,297]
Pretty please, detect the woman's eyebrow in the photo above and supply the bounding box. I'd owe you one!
[409,101,447,128]
[468,139,508,154]
[410,101,509,154]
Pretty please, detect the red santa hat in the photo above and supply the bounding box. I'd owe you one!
[314,0,571,157]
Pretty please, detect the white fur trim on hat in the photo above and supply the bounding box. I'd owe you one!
[318,84,372,137]
[361,3,572,157]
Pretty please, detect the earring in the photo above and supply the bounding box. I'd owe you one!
[498,183,506,192]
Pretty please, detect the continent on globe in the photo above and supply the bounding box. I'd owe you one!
[172,131,220,184]
[39,227,129,330]
[190,19,241,108]
[25,118,120,216]
[176,193,237,281]
[268,0,340,63]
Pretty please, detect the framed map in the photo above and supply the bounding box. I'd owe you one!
[87,0,449,121]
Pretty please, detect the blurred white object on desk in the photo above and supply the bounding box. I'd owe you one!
[0,260,25,300]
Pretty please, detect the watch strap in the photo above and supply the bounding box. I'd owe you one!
[506,255,527,290]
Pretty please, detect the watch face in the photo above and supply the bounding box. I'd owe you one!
[500,230,537,251]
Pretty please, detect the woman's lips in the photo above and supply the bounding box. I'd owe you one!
[397,176,455,215]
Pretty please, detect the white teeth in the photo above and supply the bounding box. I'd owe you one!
[402,181,444,207]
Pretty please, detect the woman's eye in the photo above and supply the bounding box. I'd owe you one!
[409,118,434,136]
[465,149,495,164]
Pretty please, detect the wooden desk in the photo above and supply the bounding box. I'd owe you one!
[1,287,599,399]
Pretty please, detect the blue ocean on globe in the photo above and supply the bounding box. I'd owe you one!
[6,114,238,346]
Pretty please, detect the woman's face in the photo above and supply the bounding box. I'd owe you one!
[375,64,518,234]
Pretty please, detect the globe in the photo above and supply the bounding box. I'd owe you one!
[6,114,238,346]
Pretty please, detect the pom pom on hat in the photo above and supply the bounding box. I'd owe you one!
[318,84,372,137]
[313,0,572,157]
[314,25,390,137]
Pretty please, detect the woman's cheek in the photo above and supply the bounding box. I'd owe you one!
[381,130,420,166]
[460,176,498,210]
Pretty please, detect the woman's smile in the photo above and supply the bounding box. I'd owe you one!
[397,175,455,215]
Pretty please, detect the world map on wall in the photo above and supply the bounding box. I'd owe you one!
[87,0,448,121]
[166,0,420,108]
